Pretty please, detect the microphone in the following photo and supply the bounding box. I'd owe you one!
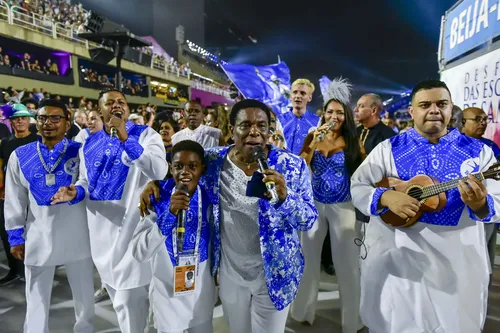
[176,185,189,254]
[252,146,279,205]
[110,112,122,138]
[316,121,336,142]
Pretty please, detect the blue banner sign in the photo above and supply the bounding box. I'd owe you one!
[443,0,500,63]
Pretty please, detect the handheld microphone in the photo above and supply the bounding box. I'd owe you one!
[110,112,123,138]
[316,121,336,142]
[176,185,189,254]
[252,146,280,205]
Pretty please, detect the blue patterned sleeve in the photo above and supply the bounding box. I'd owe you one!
[370,187,391,216]
[156,196,178,237]
[467,194,496,222]
[68,185,86,205]
[276,158,318,231]
[123,137,144,161]
[7,228,25,246]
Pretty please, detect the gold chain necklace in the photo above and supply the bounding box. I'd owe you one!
[231,150,257,170]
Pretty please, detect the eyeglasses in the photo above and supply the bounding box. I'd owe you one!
[463,116,490,124]
[37,115,64,123]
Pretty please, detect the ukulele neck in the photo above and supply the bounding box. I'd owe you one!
[420,173,484,199]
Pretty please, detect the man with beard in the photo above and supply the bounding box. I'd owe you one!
[461,106,500,286]
[172,100,225,148]
[351,80,500,333]
[51,89,168,333]
[276,79,319,155]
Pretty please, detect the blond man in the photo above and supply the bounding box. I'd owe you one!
[275,79,319,155]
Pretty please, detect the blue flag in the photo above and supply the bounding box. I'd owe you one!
[221,62,291,114]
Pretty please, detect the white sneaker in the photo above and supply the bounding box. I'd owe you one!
[94,287,109,303]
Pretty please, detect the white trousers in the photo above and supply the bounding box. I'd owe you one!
[219,273,290,333]
[160,320,214,333]
[291,201,362,333]
[104,284,149,333]
[24,257,95,333]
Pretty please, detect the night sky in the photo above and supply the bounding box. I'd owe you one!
[79,0,458,109]
[205,0,458,108]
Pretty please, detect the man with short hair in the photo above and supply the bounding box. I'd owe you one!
[355,93,396,156]
[461,106,500,284]
[276,79,319,155]
[5,99,94,332]
[351,80,500,333]
[52,89,168,333]
[0,104,39,285]
[171,100,225,148]
[74,110,88,131]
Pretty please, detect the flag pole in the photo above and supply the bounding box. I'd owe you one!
[277,55,281,63]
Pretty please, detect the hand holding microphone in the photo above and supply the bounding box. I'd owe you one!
[316,121,336,141]
[108,112,127,142]
[252,146,287,204]
[170,185,190,253]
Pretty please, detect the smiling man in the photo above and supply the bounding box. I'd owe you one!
[139,99,318,333]
[51,89,168,333]
[171,100,225,148]
[351,80,500,333]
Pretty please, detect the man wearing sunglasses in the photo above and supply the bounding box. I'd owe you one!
[4,99,94,332]
[462,106,500,287]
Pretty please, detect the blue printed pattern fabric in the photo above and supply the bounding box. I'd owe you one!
[278,110,320,155]
[7,228,25,246]
[201,145,318,310]
[152,179,210,265]
[84,121,147,201]
[16,138,81,206]
[391,128,491,226]
[311,150,351,204]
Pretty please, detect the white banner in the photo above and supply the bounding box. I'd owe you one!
[441,47,500,146]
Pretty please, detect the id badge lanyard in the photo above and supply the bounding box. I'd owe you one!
[172,186,202,274]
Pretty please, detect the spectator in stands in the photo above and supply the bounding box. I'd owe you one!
[74,110,87,131]
[32,88,44,102]
[156,118,177,163]
[68,97,75,108]
[21,53,31,71]
[172,100,225,148]
[3,55,10,67]
[66,109,81,140]
[21,97,38,112]
[0,104,39,285]
[5,87,24,104]
[382,117,399,133]
[177,117,187,130]
[31,59,43,73]
[0,47,3,62]
[129,114,144,125]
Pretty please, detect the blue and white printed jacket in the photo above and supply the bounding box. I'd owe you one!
[201,145,318,310]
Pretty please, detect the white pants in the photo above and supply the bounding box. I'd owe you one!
[24,257,95,333]
[104,284,149,333]
[291,201,362,333]
[160,320,213,333]
[219,273,290,333]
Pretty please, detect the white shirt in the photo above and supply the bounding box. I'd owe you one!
[350,138,500,333]
[132,213,215,331]
[73,128,89,144]
[171,124,221,149]
[219,156,264,287]
[77,126,168,290]
[5,147,91,266]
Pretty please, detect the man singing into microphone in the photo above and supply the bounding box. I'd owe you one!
[52,89,168,333]
[140,99,318,333]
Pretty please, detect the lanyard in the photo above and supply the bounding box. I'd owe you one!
[36,140,68,174]
[172,186,203,265]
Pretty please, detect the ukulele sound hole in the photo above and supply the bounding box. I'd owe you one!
[406,186,423,200]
